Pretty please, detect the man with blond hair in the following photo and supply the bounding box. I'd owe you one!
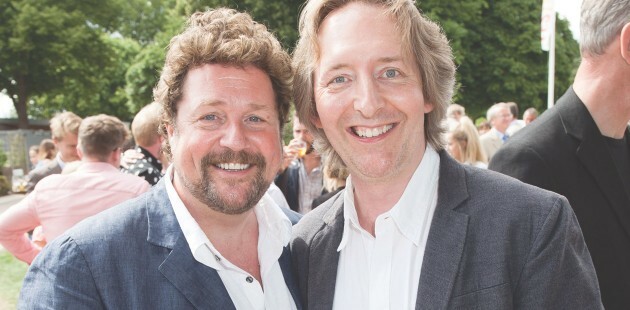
[290,0,602,308]
[24,111,82,192]
[122,102,165,185]
[0,114,150,264]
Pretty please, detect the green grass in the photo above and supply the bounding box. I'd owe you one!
[0,250,28,310]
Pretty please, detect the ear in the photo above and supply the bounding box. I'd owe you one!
[111,149,121,166]
[76,146,84,160]
[621,22,630,65]
[424,101,435,113]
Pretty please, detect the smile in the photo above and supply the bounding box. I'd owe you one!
[352,124,394,138]
[215,163,251,171]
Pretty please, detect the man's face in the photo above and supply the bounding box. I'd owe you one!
[167,64,282,215]
[55,133,79,162]
[490,107,512,134]
[523,111,536,125]
[313,2,433,183]
[293,117,314,148]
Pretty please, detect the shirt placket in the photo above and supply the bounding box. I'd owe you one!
[369,215,394,310]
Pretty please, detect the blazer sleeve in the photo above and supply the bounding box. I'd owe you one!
[514,196,603,309]
[19,237,104,310]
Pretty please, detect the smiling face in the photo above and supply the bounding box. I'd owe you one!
[167,64,282,214]
[313,2,433,185]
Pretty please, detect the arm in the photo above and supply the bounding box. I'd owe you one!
[514,196,602,309]
[19,237,104,309]
[0,195,42,264]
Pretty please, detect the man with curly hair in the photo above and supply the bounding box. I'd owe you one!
[20,8,301,309]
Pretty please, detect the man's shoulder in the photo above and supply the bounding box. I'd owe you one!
[293,190,343,240]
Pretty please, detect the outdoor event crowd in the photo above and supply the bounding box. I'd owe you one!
[0,0,628,309]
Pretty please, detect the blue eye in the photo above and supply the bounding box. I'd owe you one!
[202,114,217,121]
[332,76,346,84]
[384,69,399,78]
[247,116,262,122]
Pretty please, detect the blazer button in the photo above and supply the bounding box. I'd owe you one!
[246,276,254,283]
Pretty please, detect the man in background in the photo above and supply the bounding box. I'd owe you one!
[479,102,512,161]
[490,0,630,308]
[0,114,150,264]
[522,107,539,125]
[122,102,164,185]
[24,111,82,193]
[275,113,323,214]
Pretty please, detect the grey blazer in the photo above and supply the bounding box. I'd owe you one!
[25,159,62,193]
[291,151,602,309]
[20,180,302,309]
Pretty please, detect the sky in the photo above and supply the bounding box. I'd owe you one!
[0,0,583,119]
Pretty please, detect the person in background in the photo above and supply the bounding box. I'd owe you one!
[28,145,39,171]
[490,0,630,307]
[522,107,539,125]
[19,8,301,309]
[24,112,82,193]
[445,103,465,131]
[275,113,323,214]
[289,0,602,308]
[505,101,525,136]
[447,116,488,168]
[34,139,56,170]
[476,120,491,135]
[479,102,512,161]
[0,114,150,264]
[311,155,349,208]
[121,102,164,185]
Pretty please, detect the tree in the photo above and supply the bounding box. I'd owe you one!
[421,0,579,119]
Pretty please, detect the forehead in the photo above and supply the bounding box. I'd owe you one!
[316,2,406,65]
[179,64,277,113]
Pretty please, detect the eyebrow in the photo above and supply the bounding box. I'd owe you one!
[321,56,404,73]
[198,99,273,111]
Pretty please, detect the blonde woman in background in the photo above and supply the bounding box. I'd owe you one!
[447,116,488,169]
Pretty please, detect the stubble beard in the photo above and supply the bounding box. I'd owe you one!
[185,150,269,215]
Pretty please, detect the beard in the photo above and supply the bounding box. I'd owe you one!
[184,150,269,215]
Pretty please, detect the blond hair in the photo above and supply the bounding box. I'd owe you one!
[132,102,162,147]
[293,0,456,169]
[154,8,293,160]
[50,112,82,141]
[450,117,487,165]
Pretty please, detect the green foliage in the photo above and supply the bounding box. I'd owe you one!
[422,0,579,119]
[0,176,9,196]
[1,0,579,127]
[0,142,7,169]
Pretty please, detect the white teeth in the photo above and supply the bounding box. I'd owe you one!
[217,163,250,170]
[354,124,393,138]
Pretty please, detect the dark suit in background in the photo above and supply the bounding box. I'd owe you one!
[24,159,62,193]
[275,164,301,212]
[490,87,630,308]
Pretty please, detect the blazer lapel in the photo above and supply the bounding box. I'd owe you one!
[308,196,345,309]
[279,246,303,310]
[559,93,630,240]
[416,152,469,309]
[146,181,235,310]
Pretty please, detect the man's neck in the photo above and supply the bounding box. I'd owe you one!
[302,152,321,174]
[574,50,630,138]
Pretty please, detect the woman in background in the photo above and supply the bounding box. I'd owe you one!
[447,116,488,169]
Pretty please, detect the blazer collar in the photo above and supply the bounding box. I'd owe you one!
[415,151,470,309]
[308,151,470,309]
[557,87,630,239]
[146,180,302,309]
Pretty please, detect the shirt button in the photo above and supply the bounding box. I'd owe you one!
[214,255,221,261]
[246,276,254,283]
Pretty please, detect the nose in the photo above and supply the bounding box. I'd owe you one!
[219,121,248,151]
[353,76,384,118]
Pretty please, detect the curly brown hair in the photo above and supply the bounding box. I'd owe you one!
[154,8,293,160]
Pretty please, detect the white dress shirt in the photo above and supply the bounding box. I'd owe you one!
[333,146,440,310]
[164,167,297,310]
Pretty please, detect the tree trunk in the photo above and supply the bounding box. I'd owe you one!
[14,74,29,129]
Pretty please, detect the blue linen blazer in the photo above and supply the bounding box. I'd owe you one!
[19,180,302,309]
